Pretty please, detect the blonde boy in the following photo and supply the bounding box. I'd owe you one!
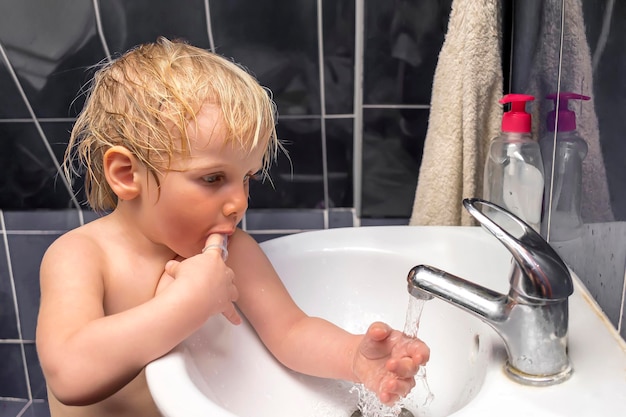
[36,37,429,417]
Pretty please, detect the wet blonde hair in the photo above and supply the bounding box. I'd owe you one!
[65,37,279,211]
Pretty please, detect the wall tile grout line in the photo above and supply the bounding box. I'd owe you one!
[352,0,365,217]
[204,0,216,53]
[5,231,68,236]
[362,104,431,109]
[618,258,626,333]
[15,399,33,417]
[0,118,76,123]
[316,0,330,227]
[92,0,112,61]
[0,211,33,400]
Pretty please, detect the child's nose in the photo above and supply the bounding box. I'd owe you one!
[223,183,248,218]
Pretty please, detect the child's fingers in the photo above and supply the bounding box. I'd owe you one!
[366,321,393,341]
[406,338,430,364]
[222,302,242,325]
[386,356,419,378]
[380,376,415,405]
[164,259,181,276]
[202,233,229,260]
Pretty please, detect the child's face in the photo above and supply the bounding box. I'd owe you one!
[141,103,264,258]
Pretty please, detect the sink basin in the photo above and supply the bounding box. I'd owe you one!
[147,226,626,417]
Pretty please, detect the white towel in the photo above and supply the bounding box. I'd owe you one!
[410,0,503,226]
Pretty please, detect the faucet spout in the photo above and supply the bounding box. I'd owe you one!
[407,265,507,323]
[406,199,574,386]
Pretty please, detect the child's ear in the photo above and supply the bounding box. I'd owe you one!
[103,146,142,201]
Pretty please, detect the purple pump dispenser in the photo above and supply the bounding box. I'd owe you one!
[546,92,590,132]
[540,92,589,242]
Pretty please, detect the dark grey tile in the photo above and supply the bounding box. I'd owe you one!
[0,399,28,417]
[360,218,409,226]
[329,209,354,228]
[0,343,28,398]
[3,211,80,232]
[100,0,211,54]
[0,233,19,339]
[38,122,89,208]
[9,233,61,341]
[326,118,353,208]
[250,118,324,209]
[0,1,107,118]
[82,210,107,224]
[211,0,320,116]
[25,343,47,400]
[0,59,30,118]
[361,108,427,218]
[363,0,451,105]
[322,0,355,115]
[245,209,324,231]
[0,123,75,209]
[252,232,299,244]
[21,401,51,417]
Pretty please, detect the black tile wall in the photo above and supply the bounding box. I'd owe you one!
[0,237,19,340]
[212,1,322,116]
[361,108,428,218]
[0,123,73,210]
[0,0,376,214]
[101,0,212,54]
[0,343,29,398]
[363,0,451,106]
[0,59,30,118]
[322,0,355,115]
[10,234,61,341]
[0,401,29,417]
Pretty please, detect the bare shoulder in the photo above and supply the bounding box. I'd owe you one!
[41,222,105,282]
[37,220,111,349]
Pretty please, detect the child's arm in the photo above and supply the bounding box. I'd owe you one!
[228,230,429,404]
[36,232,237,405]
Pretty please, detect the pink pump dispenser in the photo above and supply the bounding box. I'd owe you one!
[540,92,590,242]
[484,94,544,231]
[500,93,534,133]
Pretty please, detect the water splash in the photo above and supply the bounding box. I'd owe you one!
[403,297,435,408]
[352,296,434,417]
[350,384,404,417]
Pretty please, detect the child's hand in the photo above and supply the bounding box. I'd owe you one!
[163,234,242,325]
[353,322,430,405]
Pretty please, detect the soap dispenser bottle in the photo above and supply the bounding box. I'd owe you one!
[483,94,544,231]
[540,92,589,241]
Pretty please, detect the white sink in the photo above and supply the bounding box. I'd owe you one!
[147,226,626,417]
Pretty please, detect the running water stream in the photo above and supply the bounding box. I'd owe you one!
[351,296,434,417]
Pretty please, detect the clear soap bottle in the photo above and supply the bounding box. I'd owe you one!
[483,94,544,231]
[540,92,589,242]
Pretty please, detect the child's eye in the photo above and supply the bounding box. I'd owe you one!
[201,174,224,184]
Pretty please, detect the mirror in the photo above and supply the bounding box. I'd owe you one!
[513,0,625,336]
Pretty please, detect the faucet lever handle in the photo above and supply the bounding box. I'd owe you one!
[463,198,573,301]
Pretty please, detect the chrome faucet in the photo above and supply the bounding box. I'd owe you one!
[407,198,573,386]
